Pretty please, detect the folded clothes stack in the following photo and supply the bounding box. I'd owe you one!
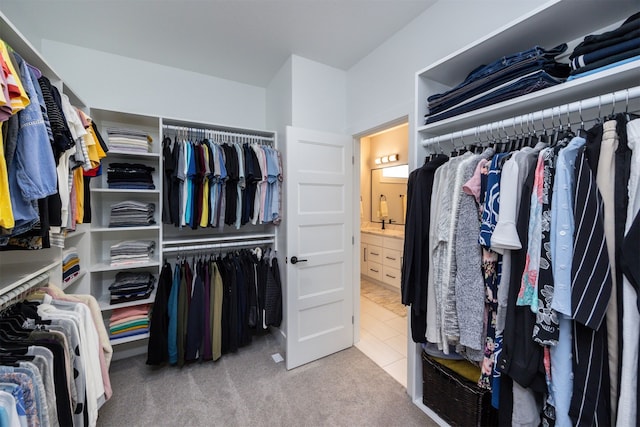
[110,240,156,266]
[107,128,152,153]
[109,200,156,227]
[107,163,155,190]
[108,271,156,304]
[62,247,81,284]
[568,11,640,80]
[109,304,151,340]
[425,44,571,124]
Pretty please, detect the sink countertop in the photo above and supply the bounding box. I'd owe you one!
[360,228,404,239]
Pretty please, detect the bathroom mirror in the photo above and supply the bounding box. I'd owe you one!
[370,165,408,225]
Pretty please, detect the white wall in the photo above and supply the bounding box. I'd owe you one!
[266,57,293,138]
[41,39,266,129]
[291,55,347,134]
[346,0,549,137]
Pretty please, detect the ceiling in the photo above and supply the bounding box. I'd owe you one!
[1,0,438,87]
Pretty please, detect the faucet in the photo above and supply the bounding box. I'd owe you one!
[381,219,386,230]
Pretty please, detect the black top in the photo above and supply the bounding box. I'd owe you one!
[401,154,448,311]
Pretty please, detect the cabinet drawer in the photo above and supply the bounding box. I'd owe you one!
[382,247,402,269]
[384,236,404,251]
[361,232,383,246]
[366,261,383,281]
[382,265,401,289]
[367,245,383,264]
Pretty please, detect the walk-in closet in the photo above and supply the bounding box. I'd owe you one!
[1,0,639,426]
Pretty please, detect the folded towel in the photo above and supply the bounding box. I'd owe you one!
[379,200,389,218]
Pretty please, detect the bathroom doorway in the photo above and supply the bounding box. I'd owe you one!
[355,120,409,386]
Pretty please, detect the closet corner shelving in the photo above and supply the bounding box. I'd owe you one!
[88,108,162,355]
[410,0,640,418]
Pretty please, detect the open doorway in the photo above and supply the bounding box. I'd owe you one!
[355,120,409,386]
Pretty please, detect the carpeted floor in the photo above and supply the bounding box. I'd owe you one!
[360,279,406,317]
[97,333,436,427]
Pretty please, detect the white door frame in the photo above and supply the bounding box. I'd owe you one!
[351,114,410,349]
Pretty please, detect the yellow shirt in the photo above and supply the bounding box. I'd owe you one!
[74,167,84,223]
[0,124,15,229]
[0,41,29,114]
[78,111,107,168]
[200,143,210,228]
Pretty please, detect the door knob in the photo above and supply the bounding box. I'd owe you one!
[290,256,308,264]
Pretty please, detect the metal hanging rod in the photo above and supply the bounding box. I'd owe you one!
[162,124,274,142]
[421,86,640,148]
[162,238,275,254]
[162,234,276,247]
[0,272,49,308]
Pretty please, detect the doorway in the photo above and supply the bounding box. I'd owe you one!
[355,120,409,386]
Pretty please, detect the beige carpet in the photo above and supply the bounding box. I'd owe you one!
[97,333,436,426]
[361,279,406,317]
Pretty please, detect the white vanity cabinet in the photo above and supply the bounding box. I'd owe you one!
[381,237,403,288]
[361,231,403,288]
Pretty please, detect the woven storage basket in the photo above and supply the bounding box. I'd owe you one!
[422,352,498,426]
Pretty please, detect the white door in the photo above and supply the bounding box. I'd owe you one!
[285,126,354,370]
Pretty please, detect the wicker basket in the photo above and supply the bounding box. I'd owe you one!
[422,352,498,426]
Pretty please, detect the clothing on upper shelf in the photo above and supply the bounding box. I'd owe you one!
[108,200,155,227]
[162,136,283,230]
[402,114,640,427]
[1,284,113,427]
[146,248,282,367]
[0,38,107,251]
[425,44,571,124]
[569,11,640,78]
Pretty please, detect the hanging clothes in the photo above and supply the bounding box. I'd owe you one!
[148,247,280,368]
[1,284,113,427]
[404,113,640,426]
[161,134,282,230]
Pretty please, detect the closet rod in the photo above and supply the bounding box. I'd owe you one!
[162,238,275,254]
[162,234,276,247]
[421,85,640,148]
[0,273,49,308]
[162,125,274,142]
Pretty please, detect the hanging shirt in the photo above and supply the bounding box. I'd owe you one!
[0,42,29,114]
[234,142,245,229]
[200,143,211,228]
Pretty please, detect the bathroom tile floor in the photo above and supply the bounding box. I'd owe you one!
[356,279,408,387]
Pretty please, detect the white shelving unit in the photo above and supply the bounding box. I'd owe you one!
[86,109,162,353]
[410,0,640,420]
[85,110,279,358]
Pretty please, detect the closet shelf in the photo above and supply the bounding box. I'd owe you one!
[417,58,640,138]
[61,269,87,291]
[91,225,161,232]
[0,260,60,297]
[64,229,87,241]
[110,332,150,346]
[105,150,159,159]
[98,291,156,312]
[91,188,161,194]
[90,260,160,273]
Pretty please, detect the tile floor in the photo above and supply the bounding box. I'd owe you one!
[356,280,408,387]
